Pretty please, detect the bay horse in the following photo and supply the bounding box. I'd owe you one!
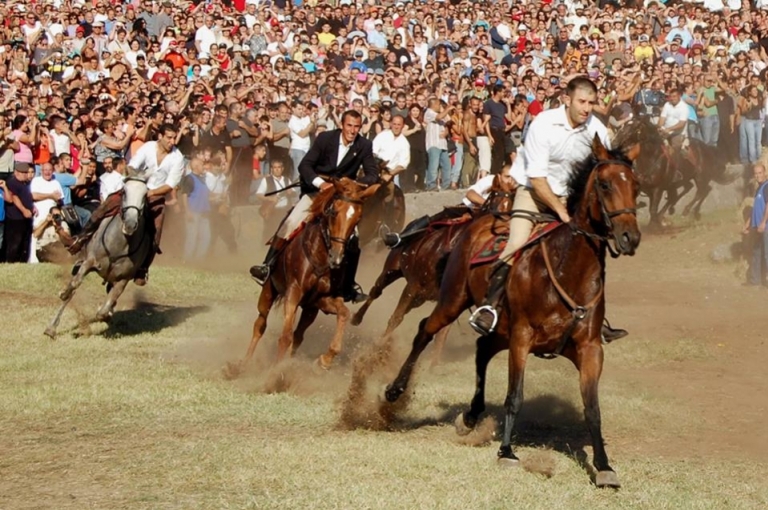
[44,176,153,338]
[357,164,407,248]
[385,136,641,488]
[615,116,730,228]
[351,174,516,365]
[225,178,381,377]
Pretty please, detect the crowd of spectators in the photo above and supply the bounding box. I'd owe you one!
[2,0,768,265]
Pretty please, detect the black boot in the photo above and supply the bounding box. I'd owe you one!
[249,242,282,284]
[382,215,431,248]
[469,262,511,335]
[66,218,99,255]
[342,236,368,303]
[601,320,628,344]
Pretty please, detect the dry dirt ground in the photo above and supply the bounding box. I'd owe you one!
[2,197,767,508]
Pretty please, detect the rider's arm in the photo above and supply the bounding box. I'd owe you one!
[358,142,380,185]
[524,120,569,223]
[530,178,569,223]
[298,131,327,189]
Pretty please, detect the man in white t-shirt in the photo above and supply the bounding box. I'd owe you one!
[469,77,628,344]
[30,162,65,262]
[288,102,315,181]
[195,16,217,54]
[658,86,689,151]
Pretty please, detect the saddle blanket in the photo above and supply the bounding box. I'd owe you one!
[469,221,562,266]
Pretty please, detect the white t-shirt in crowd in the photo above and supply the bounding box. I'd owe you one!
[660,100,689,133]
[288,115,312,152]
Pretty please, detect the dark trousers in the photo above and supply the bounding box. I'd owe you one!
[748,229,768,285]
[1,218,32,263]
[490,128,507,175]
[229,146,254,207]
[209,206,237,254]
[403,148,427,192]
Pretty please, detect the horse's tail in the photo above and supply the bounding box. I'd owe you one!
[705,145,740,185]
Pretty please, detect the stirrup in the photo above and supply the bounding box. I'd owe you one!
[382,232,402,248]
[469,305,499,336]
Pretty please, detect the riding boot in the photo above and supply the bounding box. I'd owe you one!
[382,215,431,248]
[601,319,629,344]
[66,217,100,255]
[469,262,511,335]
[249,238,287,284]
[342,236,368,303]
[133,245,157,287]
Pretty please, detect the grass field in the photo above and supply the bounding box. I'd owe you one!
[2,215,768,509]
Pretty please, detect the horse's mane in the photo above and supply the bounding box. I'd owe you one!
[308,185,338,218]
[566,142,633,214]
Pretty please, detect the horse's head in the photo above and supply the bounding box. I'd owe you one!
[482,174,516,215]
[121,176,148,236]
[579,135,642,256]
[313,177,381,268]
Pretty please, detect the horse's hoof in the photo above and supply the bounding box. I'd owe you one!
[317,355,333,371]
[96,312,113,324]
[497,456,521,468]
[350,313,363,326]
[59,290,71,301]
[384,384,403,403]
[595,470,621,489]
[454,412,474,436]
[44,327,57,339]
[222,362,242,380]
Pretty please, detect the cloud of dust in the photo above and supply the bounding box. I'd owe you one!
[453,416,498,447]
[337,334,415,431]
[521,449,557,478]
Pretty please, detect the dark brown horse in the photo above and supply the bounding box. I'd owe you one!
[225,178,381,377]
[351,174,516,365]
[385,137,641,488]
[357,167,407,248]
[615,116,730,228]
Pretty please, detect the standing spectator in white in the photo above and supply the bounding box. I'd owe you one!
[29,162,64,263]
[180,157,211,262]
[252,159,297,244]
[372,115,410,187]
[99,156,125,202]
[288,102,315,181]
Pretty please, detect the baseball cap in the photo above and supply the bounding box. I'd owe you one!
[474,78,485,86]
[638,35,649,42]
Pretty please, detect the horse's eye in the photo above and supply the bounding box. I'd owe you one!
[599,180,611,192]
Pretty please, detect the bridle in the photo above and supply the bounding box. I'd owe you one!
[481,188,515,217]
[568,158,637,259]
[121,177,148,219]
[320,193,364,249]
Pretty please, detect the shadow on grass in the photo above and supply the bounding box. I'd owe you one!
[393,395,595,475]
[102,302,209,338]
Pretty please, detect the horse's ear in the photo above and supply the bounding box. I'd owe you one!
[592,134,610,160]
[624,143,641,162]
[358,183,381,200]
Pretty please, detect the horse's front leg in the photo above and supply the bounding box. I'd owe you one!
[45,258,95,338]
[224,282,277,379]
[316,296,349,369]
[497,340,529,466]
[576,341,620,488]
[95,279,129,323]
[455,333,506,435]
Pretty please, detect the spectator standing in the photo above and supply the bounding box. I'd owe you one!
[403,104,426,193]
[226,102,256,207]
[12,116,36,172]
[1,165,35,263]
[205,155,237,256]
[372,115,410,187]
[424,98,452,191]
[252,159,296,245]
[483,85,509,175]
[743,163,768,287]
[29,162,64,263]
[270,104,292,178]
[180,157,211,262]
[288,102,315,182]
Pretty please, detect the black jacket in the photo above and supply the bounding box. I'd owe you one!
[298,129,379,196]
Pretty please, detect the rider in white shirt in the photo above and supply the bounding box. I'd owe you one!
[469,77,627,343]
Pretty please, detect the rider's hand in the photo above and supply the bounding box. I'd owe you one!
[558,209,571,224]
[319,182,333,191]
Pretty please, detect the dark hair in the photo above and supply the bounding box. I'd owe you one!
[340,109,362,124]
[11,114,27,130]
[158,123,178,136]
[566,76,598,97]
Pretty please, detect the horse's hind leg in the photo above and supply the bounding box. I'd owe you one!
[224,282,277,379]
[351,256,402,326]
[316,296,349,369]
[95,279,129,323]
[276,286,302,363]
[290,306,319,356]
[456,333,506,434]
[429,324,452,369]
[45,259,95,338]
[381,285,420,338]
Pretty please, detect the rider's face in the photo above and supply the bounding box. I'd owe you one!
[159,129,177,152]
[341,115,362,145]
[563,87,596,128]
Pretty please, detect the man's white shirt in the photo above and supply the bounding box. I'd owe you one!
[99,171,124,201]
[660,101,689,133]
[128,142,185,190]
[372,129,410,172]
[510,105,610,197]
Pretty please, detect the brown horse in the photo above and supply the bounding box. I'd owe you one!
[357,164,407,248]
[351,174,516,365]
[385,137,641,488]
[225,178,381,377]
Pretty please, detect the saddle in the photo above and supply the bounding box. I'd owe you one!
[469,221,562,266]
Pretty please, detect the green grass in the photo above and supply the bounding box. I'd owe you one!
[1,260,767,509]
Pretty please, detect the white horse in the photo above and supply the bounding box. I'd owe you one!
[45,176,152,338]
